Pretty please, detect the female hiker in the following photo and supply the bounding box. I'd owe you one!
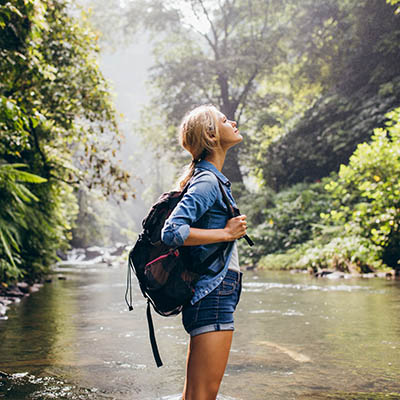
[161,104,248,400]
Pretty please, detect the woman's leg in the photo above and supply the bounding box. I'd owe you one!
[183,330,233,400]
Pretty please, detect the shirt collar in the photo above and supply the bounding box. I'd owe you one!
[195,159,231,187]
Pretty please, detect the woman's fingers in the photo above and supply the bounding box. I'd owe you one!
[224,214,247,240]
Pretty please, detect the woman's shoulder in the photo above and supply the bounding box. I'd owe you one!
[188,169,219,197]
[192,168,219,186]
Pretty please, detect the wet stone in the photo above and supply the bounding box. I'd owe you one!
[85,246,104,260]
[110,243,127,256]
[29,283,43,294]
[17,282,30,293]
[4,285,24,297]
[0,297,12,306]
[0,302,8,317]
[0,371,10,379]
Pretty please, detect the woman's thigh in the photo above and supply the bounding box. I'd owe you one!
[184,330,233,400]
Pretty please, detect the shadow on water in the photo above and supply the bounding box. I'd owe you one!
[0,262,400,399]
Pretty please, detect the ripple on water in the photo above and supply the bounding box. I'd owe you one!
[243,282,379,293]
[249,308,304,316]
[103,360,147,370]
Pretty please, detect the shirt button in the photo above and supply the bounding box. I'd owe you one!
[205,290,208,294]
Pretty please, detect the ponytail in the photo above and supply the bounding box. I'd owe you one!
[178,159,196,190]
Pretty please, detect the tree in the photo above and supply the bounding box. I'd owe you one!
[117,0,294,183]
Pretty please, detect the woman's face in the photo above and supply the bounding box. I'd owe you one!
[216,111,243,150]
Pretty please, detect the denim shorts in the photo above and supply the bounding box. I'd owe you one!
[182,269,243,337]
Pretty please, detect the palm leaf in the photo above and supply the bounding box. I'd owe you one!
[0,228,17,268]
[0,163,47,184]
[13,170,47,184]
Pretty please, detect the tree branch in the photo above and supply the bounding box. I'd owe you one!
[198,0,219,52]
[232,67,259,114]
[184,20,218,54]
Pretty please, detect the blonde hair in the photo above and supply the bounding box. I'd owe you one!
[177,105,221,190]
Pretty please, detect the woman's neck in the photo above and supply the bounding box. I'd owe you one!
[204,147,226,171]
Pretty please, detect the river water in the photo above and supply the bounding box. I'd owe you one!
[0,261,399,399]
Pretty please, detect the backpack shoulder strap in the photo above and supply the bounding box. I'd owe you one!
[217,180,255,247]
[217,180,235,218]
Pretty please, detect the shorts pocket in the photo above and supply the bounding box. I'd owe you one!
[217,277,237,296]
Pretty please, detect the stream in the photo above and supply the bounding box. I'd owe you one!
[0,260,399,399]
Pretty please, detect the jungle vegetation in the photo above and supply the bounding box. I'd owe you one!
[0,0,131,283]
[1,0,399,284]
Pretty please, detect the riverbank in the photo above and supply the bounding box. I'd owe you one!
[255,250,399,279]
[304,268,396,280]
[0,281,44,320]
[256,265,398,280]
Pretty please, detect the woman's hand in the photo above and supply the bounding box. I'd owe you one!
[182,215,247,246]
[224,215,247,241]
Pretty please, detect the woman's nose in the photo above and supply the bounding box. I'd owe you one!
[231,120,237,127]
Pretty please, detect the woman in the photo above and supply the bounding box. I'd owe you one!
[161,105,247,400]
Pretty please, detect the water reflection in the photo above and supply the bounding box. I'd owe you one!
[0,265,399,399]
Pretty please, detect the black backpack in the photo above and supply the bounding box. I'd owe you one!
[125,172,253,367]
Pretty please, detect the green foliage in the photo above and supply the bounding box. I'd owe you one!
[258,235,386,272]
[257,0,400,190]
[0,163,48,281]
[237,181,333,267]
[264,77,400,190]
[387,0,400,13]
[0,0,130,283]
[1,0,131,197]
[297,236,386,272]
[19,179,78,280]
[322,107,400,267]
[257,108,400,272]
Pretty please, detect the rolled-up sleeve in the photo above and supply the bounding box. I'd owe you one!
[161,172,219,247]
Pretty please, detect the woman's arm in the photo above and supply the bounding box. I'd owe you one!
[183,215,247,246]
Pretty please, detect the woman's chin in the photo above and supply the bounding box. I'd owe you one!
[234,134,243,145]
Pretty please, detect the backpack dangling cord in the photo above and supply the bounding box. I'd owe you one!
[146,300,163,367]
[125,256,134,311]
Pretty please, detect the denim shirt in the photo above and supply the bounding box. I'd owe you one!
[161,160,237,305]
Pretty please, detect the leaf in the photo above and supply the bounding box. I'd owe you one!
[14,170,47,184]
[0,228,17,268]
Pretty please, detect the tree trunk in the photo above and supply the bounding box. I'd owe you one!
[220,100,243,183]
[222,145,243,183]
